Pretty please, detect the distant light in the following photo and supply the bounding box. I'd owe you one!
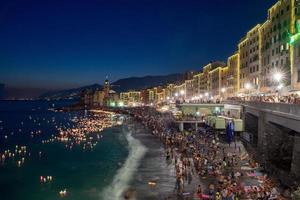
[166,96,170,100]
[210,96,214,100]
[118,101,124,107]
[110,102,116,107]
[196,111,200,116]
[199,94,203,98]
[175,92,178,97]
[180,90,185,95]
[221,88,226,93]
[205,92,209,97]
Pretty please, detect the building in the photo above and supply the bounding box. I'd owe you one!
[192,73,201,97]
[209,65,228,100]
[247,24,261,93]
[238,24,262,95]
[185,79,193,100]
[209,66,222,98]
[120,91,141,106]
[290,0,300,90]
[82,78,119,107]
[226,53,240,97]
[201,62,225,98]
[260,1,293,92]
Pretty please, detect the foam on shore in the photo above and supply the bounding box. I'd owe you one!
[100,126,147,199]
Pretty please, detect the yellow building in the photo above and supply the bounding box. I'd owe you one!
[192,73,201,97]
[209,65,228,100]
[185,79,193,100]
[226,53,240,97]
[238,24,261,94]
[201,62,225,97]
[120,91,141,106]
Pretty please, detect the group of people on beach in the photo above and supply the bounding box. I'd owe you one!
[114,106,295,200]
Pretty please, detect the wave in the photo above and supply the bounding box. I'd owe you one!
[100,127,147,200]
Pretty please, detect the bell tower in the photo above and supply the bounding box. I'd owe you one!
[103,76,110,98]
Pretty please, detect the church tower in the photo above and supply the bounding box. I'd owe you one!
[103,76,110,98]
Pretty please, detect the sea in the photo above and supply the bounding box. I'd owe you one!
[0,100,176,200]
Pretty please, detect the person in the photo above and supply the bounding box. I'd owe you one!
[215,191,222,200]
[196,185,203,199]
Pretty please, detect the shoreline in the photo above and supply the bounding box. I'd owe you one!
[60,105,296,199]
[111,107,295,199]
[101,123,147,200]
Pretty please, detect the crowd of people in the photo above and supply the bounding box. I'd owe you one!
[228,93,300,105]
[114,106,295,200]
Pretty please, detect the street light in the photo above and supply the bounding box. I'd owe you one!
[273,72,283,82]
[245,83,252,90]
[277,83,284,90]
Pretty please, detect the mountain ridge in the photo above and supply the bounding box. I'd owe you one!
[38,73,184,100]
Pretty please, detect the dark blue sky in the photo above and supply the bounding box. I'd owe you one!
[0,0,276,89]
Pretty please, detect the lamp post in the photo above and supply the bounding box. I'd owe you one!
[273,72,283,83]
[204,92,209,102]
[180,90,185,103]
[245,83,252,100]
[221,87,226,102]
[273,72,283,101]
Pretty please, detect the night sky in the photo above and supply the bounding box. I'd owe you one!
[0,0,276,90]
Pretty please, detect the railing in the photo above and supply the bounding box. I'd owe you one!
[224,100,300,116]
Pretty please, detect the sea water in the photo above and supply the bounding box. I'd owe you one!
[0,100,131,200]
[0,100,177,200]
